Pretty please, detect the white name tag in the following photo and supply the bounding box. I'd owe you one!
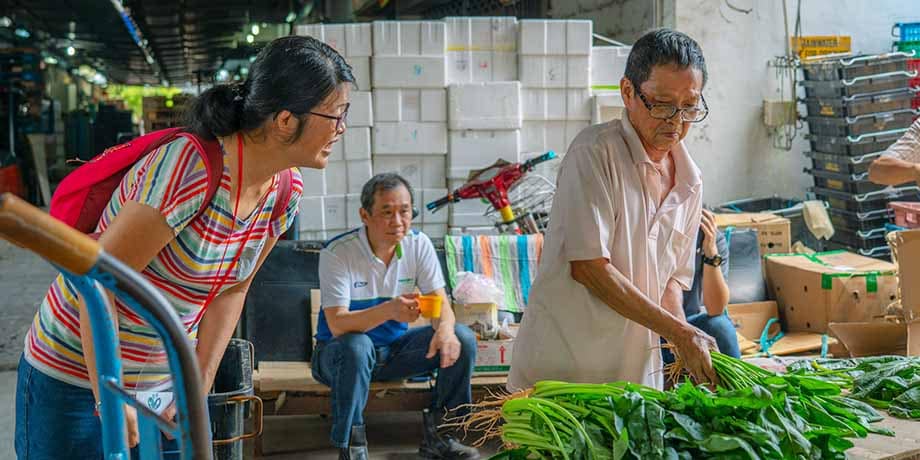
[135,391,174,416]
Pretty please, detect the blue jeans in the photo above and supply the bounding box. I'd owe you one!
[311,325,477,448]
[662,311,742,366]
[15,355,186,459]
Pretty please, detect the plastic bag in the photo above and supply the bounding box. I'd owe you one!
[452,272,504,306]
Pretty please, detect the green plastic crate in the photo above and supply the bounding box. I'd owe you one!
[896,40,920,55]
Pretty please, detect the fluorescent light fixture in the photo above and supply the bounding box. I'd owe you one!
[44,56,58,65]
[246,34,254,44]
[14,28,29,39]
[251,24,260,35]
[0,17,12,28]
[66,46,76,56]
[217,69,230,81]
[146,55,154,64]
[285,11,296,23]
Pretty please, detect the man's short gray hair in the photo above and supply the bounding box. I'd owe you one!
[360,173,414,213]
[624,28,707,90]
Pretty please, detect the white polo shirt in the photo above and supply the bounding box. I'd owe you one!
[314,226,445,346]
[508,117,702,390]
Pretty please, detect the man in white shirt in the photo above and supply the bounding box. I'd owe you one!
[312,174,480,460]
[868,118,920,185]
[509,28,718,391]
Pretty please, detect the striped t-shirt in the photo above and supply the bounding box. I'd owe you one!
[24,136,303,391]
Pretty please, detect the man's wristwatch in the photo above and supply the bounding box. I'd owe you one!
[702,254,724,267]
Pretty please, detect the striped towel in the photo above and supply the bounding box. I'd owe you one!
[444,234,544,313]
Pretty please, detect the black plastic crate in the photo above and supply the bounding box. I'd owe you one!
[805,109,917,137]
[808,129,905,156]
[805,150,881,175]
[802,72,914,98]
[804,89,914,118]
[831,226,889,249]
[802,52,912,81]
[823,239,891,259]
[828,207,892,233]
[813,186,920,213]
[808,168,886,194]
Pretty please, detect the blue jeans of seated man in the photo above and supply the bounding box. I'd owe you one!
[661,311,742,366]
[311,324,478,448]
[15,354,192,460]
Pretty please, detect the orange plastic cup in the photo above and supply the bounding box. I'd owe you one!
[418,295,442,319]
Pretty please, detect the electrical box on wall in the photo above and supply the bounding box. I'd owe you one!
[762,99,797,128]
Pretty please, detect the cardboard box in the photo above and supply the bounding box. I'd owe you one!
[475,339,514,375]
[373,89,446,123]
[828,322,908,357]
[373,123,448,155]
[448,82,522,130]
[349,57,371,92]
[298,196,325,231]
[372,56,447,89]
[373,21,446,56]
[373,155,447,189]
[726,301,780,341]
[299,167,326,196]
[593,93,625,124]
[349,91,373,127]
[765,251,898,334]
[420,188,449,224]
[323,195,347,229]
[454,302,499,330]
[714,212,792,255]
[448,130,521,180]
[591,46,631,91]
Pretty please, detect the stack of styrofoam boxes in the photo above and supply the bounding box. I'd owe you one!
[445,17,518,84]
[590,46,630,124]
[447,82,522,231]
[519,20,593,182]
[370,21,450,238]
[294,23,374,240]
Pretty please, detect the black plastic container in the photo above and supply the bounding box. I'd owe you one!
[805,150,882,175]
[813,186,920,213]
[209,338,261,460]
[802,53,911,81]
[804,89,914,118]
[808,168,887,194]
[801,72,914,98]
[828,207,892,233]
[805,109,917,137]
[808,129,905,156]
[823,239,891,259]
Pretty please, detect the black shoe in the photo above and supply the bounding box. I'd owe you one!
[418,409,481,459]
[339,425,369,460]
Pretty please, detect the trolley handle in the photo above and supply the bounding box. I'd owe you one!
[0,193,100,275]
[426,193,458,213]
[523,151,558,171]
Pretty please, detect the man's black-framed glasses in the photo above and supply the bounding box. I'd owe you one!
[310,102,350,131]
[634,87,709,123]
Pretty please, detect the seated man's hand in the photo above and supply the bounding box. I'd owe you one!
[427,325,461,369]
[389,294,421,323]
[671,326,719,387]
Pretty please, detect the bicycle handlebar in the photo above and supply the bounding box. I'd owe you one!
[523,151,558,171]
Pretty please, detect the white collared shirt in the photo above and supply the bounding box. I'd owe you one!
[508,117,703,390]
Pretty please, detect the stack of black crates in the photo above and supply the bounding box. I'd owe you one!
[802,51,918,259]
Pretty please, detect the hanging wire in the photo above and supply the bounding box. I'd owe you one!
[769,0,802,151]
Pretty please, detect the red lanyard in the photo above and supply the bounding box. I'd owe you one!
[189,133,263,329]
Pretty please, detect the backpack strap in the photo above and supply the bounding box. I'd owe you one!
[176,132,224,225]
[271,168,294,222]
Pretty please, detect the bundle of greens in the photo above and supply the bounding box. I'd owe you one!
[789,356,920,419]
[460,352,891,460]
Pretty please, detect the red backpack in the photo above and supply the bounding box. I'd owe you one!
[50,127,293,236]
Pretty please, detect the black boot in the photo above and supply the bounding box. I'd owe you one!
[418,409,481,459]
[339,425,369,460]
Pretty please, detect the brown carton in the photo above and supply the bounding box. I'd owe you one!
[727,301,780,341]
[765,251,897,334]
[714,212,792,255]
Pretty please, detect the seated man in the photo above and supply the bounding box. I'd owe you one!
[663,209,739,367]
[312,173,480,460]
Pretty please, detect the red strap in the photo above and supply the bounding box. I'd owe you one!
[176,132,224,225]
[271,167,294,223]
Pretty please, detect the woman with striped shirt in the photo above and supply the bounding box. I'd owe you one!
[15,36,354,459]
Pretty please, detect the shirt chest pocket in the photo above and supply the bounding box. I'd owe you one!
[659,228,692,281]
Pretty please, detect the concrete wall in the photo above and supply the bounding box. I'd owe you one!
[549,0,677,43]
[674,0,916,205]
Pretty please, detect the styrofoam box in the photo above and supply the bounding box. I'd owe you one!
[422,224,448,239]
[519,20,592,56]
[350,57,371,92]
[566,89,593,121]
[349,91,373,127]
[344,128,372,161]
[521,150,563,183]
[324,195,347,229]
[447,51,518,83]
[448,82,522,130]
[373,122,448,155]
[566,55,590,88]
[591,46,631,90]
[299,167,326,196]
[593,93,625,124]
[373,89,446,123]
[373,21,446,56]
[522,88,566,121]
[294,23,372,57]
[446,17,518,52]
[448,130,521,180]
[298,195,325,231]
[345,193,363,229]
[519,55,567,88]
[372,56,447,89]
[346,160,372,193]
[325,161,348,194]
[420,188,449,224]
[373,155,447,189]
[448,179,495,227]
[521,121,587,155]
[298,229,328,241]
